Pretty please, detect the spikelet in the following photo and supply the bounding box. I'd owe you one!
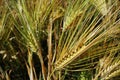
[62,0,84,32]
[63,9,82,31]
[28,41,37,52]
[105,69,120,79]
[27,32,38,52]
[55,46,86,70]
[100,60,120,79]
[91,0,108,15]
[101,62,118,77]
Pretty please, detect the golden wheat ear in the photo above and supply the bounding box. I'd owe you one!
[62,0,89,32]
[54,0,120,71]
[100,57,120,80]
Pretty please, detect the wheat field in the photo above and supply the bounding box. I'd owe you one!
[0,0,120,80]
